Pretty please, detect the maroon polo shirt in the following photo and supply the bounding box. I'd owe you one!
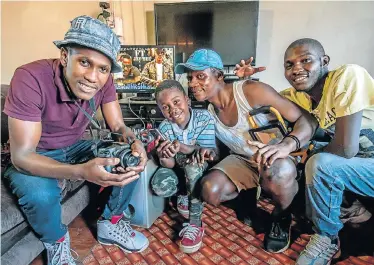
[4,59,117,150]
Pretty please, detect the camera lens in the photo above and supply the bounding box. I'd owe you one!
[119,149,140,167]
[125,155,140,167]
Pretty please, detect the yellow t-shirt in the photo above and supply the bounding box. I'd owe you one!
[281,64,374,157]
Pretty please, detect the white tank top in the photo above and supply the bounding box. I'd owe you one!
[208,81,269,158]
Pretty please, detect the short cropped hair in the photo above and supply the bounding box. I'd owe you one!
[285,38,325,58]
[155,80,186,100]
[210,68,224,79]
[120,53,132,61]
[155,48,166,55]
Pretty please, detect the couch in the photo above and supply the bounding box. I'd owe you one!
[1,84,92,265]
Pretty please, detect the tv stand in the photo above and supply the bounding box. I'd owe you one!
[130,96,154,101]
[131,92,154,102]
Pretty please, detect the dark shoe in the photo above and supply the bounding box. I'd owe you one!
[264,211,292,253]
[236,188,259,226]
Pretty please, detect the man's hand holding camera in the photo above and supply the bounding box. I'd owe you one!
[111,131,148,174]
[76,157,140,188]
[85,130,148,187]
[126,139,147,173]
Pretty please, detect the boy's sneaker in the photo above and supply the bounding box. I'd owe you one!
[43,232,80,265]
[296,234,341,265]
[264,212,292,253]
[179,223,204,253]
[97,215,149,253]
[177,195,189,219]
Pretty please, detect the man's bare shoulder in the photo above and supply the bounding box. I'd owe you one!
[241,80,281,106]
[242,80,275,95]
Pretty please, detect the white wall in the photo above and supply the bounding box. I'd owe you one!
[256,1,374,91]
[1,1,101,84]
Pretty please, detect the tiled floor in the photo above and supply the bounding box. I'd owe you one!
[30,198,374,265]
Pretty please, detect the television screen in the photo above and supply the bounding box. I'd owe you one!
[155,1,259,66]
[114,45,175,94]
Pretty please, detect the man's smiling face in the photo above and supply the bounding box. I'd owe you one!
[284,44,328,92]
[187,68,221,102]
[61,46,111,100]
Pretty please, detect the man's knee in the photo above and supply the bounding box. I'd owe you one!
[201,171,224,206]
[260,158,297,196]
[19,189,61,210]
[261,158,297,184]
[305,153,333,185]
[5,168,61,208]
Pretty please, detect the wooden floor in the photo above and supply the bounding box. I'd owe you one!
[29,199,374,265]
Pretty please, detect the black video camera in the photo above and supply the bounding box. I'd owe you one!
[97,142,140,172]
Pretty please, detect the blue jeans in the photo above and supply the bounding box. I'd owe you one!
[4,140,138,243]
[305,152,374,237]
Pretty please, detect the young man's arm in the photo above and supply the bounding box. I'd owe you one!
[323,112,362,158]
[101,100,148,173]
[8,117,138,187]
[323,65,374,158]
[244,81,318,165]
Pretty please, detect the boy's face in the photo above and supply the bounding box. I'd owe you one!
[187,69,220,102]
[284,44,328,92]
[157,87,190,127]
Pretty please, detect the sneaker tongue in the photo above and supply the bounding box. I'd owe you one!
[111,214,124,224]
[131,232,136,237]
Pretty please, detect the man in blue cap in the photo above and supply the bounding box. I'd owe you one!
[3,15,149,264]
[175,49,317,253]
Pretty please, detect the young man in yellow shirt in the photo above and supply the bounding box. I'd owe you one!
[237,38,374,265]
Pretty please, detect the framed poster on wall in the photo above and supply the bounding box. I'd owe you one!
[113,45,175,98]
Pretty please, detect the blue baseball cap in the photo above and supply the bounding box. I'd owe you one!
[54,15,122,73]
[175,49,224,74]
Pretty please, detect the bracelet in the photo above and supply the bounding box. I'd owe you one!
[285,134,300,151]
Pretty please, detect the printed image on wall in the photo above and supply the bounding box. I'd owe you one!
[114,45,175,92]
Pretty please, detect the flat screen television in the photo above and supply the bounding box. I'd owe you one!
[154,1,259,66]
[113,45,175,99]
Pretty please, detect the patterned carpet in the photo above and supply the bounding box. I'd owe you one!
[82,198,374,265]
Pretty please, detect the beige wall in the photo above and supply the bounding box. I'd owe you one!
[111,0,184,46]
[2,1,374,90]
[1,1,101,84]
